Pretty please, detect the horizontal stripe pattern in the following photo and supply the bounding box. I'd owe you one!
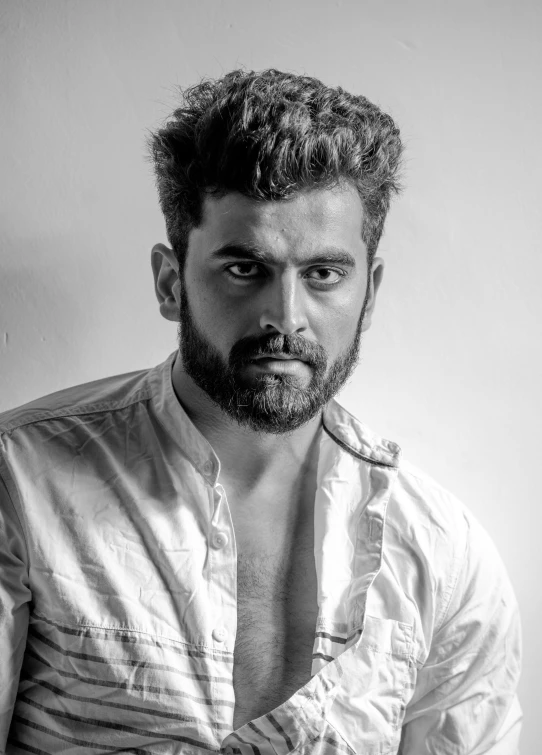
[10,614,231,753]
[1,352,521,754]
[226,667,347,755]
[24,646,234,707]
[311,629,352,675]
[28,626,232,685]
[322,732,357,755]
[10,714,152,753]
[13,616,354,755]
[37,614,234,663]
[8,737,53,755]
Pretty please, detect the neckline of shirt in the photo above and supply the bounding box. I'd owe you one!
[147,351,401,482]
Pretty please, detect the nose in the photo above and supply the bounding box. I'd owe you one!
[259,273,309,335]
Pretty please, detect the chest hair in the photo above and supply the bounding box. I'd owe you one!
[233,539,318,726]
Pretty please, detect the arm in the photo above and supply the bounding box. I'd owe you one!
[400,512,522,755]
[0,467,31,748]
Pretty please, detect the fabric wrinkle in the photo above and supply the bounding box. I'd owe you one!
[0,352,522,754]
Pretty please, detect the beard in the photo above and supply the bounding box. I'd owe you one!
[178,281,369,435]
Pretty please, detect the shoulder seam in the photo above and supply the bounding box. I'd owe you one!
[0,389,153,435]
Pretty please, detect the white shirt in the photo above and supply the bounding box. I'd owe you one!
[0,352,522,754]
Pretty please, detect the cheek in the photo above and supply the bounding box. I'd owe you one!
[184,270,223,323]
[313,289,365,354]
[320,313,358,358]
[191,268,266,332]
[184,273,251,354]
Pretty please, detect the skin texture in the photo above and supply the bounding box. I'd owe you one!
[151,182,384,482]
[151,182,384,726]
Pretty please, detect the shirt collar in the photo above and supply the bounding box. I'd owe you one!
[147,351,401,484]
[147,351,221,486]
[322,400,401,469]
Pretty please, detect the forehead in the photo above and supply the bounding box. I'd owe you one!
[188,183,367,263]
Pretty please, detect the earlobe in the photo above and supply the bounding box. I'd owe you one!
[151,243,180,322]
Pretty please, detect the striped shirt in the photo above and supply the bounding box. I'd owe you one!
[0,352,521,754]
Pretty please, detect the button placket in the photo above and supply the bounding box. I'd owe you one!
[208,483,235,650]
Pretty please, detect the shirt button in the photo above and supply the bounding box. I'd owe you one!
[211,531,229,549]
[212,627,227,643]
[203,461,213,475]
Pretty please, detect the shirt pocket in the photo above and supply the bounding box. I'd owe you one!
[16,612,231,754]
[325,615,414,755]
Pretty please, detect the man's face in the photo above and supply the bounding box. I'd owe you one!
[177,183,383,433]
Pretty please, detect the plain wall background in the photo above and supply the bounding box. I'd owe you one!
[1,0,540,750]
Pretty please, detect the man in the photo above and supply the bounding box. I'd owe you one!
[0,69,521,754]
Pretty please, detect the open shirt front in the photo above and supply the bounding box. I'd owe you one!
[0,352,522,754]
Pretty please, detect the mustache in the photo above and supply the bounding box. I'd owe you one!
[229,333,327,369]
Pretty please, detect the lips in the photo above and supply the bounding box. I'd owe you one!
[247,357,311,376]
[251,353,307,362]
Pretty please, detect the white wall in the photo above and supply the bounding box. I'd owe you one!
[1,0,540,749]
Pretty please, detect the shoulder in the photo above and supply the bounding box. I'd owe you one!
[0,364,157,437]
[390,457,470,548]
[0,360,167,494]
[391,456,505,582]
[383,447,516,643]
[325,398,474,547]
[325,400,514,628]
[0,357,172,526]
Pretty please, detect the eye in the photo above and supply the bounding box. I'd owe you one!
[225,262,263,280]
[305,267,345,286]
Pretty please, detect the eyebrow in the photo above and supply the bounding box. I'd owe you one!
[209,243,357,268]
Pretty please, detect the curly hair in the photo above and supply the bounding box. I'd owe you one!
[149,69,403,269]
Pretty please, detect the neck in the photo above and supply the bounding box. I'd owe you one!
[171,351,324,488]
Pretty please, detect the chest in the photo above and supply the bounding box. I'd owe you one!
[232,516,319,729]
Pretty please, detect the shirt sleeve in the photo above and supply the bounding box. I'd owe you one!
[399,510,522,755]
[0,466,31,747]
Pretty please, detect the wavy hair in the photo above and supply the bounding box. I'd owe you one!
[149,69,403,268]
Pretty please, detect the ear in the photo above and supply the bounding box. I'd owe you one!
[151,243,181,322]
[361,257,385,332]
